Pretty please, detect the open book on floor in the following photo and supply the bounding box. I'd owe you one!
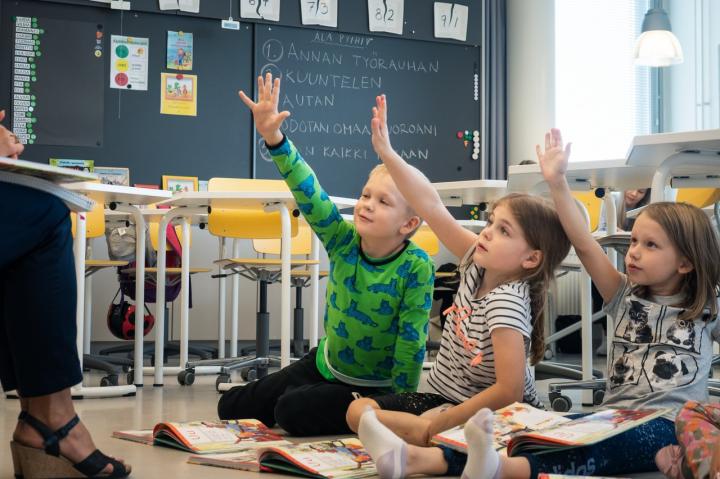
[432,402,670,456]
[188,437,377,479]
[537,475,630,479]
[113,419,290,454]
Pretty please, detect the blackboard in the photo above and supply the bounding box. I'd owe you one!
[253,25,481,198]
[1,1,481,191]
[1,0,254,184]
[10,15,104,148]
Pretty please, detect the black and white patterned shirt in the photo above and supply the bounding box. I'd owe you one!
[426,246,542,407]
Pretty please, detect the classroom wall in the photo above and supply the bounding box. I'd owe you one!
[506,0,556,165]
[666,0,720,132]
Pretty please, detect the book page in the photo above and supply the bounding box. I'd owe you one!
[433,402,571,451]
[187,449,260,472]
[521,408,667,446]
[259,438,376,479]
[156,419,288,453]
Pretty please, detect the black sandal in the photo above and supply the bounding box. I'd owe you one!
[10,411,130,478]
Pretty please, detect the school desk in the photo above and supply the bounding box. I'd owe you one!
[64,182,171,395]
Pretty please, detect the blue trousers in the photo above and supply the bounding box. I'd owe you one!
[0,182,82,397]
[440,415,678,478]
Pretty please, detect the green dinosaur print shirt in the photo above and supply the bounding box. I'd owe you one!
[269,136,434,392]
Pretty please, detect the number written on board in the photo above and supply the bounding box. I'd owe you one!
[368,0,404,35]
[240,0,280,22]
[301,0,337,28]
[433,2,469,42]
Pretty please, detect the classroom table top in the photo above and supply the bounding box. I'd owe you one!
[65,182,172,205]
[625,128,720,167]
[432,179,508,205]
[155,191,356,211]
[507,160,658,193]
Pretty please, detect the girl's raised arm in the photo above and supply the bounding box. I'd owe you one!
[538,129,622,303]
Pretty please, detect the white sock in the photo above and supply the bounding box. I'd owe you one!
[461,409,500,479]
[357,406,407,479]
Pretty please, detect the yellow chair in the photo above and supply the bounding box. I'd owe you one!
[676,187,720,208]
[182,178,313,386]
[70,203,129,387]
[572,190,603,232]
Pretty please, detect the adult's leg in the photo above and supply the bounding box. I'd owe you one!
[217,348,324,424]
[1,184,127,475]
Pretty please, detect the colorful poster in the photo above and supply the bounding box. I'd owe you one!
[49,158,94,172]
[166,31,193,70]
[160,73,197,116]
[110,35,149,90]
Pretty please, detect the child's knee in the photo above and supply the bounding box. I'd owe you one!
[217,385,247,420]
[346,397,380,432]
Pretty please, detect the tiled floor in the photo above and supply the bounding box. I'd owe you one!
[2,348,708,479]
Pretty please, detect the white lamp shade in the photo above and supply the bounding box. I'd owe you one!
[634,30,684,67]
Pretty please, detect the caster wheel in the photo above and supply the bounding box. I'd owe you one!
[593,389,605,406]
[544,348,554,360]
[241,368,257,382]
[215,374,231,389]
[126,371,134,385]
[550,394,572,412]
[100,375,119,387]
[178,370,195,386]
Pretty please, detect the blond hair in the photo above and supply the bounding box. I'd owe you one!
[632,202,720,322]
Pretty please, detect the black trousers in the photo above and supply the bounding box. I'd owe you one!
[0,183,82,397]
[217,348,385,436]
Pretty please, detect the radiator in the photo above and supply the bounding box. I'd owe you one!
[555,250,582,316]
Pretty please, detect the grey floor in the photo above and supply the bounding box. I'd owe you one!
[0,348,689,479]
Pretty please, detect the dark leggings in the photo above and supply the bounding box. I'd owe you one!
[440,416,677,478]
[0,183,81,397]
[217,348,386,436]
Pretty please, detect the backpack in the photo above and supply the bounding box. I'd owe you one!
[106,221,188,306]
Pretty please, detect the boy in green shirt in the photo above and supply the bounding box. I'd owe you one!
[218,73,434,436]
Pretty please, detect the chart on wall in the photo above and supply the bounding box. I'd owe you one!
[253,25,481,198]
[11,15,104,147]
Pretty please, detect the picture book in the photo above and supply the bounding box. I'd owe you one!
[49,158,94,173]
[188,437,377,479]
[113,419,289,454]
[432,402,670,456]
[505,407,669,455]
[538,475,630,479]
[433,402,572,453]
[111,429,154,445]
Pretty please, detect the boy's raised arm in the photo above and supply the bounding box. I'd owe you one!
[537,128,622,303]
[238,73,289,146]
[370,95,476,259]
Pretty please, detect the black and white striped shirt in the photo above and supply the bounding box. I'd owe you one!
[426,248,542,407]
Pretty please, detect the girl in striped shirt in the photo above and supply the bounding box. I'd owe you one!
[347,95,571,478]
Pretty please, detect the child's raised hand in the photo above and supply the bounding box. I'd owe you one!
[370,94,394,158]
[537,128,571,187]
[238,72,289,146]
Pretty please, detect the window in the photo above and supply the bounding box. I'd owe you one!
[555,0,652,161]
